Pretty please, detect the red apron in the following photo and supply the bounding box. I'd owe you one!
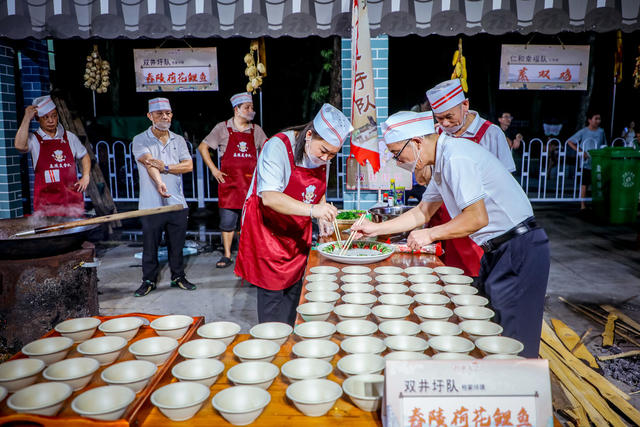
[33,130,84,217]
[218,125,258,209]
[235,133,327,290]
[430,120,492,276]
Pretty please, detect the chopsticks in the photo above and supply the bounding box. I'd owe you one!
[340,213,366,255]
[330,203,343,249]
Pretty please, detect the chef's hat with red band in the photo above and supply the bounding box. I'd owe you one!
[426,79,466,113]
[230,92,252,108]
[148,97,171,113]
[381,111,435,145]
[32,95,56,116]
[312,103,353,148]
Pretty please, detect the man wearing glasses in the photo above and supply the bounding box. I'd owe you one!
[131,97,196,297]
[498,112,523,150]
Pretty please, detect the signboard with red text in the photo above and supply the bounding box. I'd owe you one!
[134,48,218,92]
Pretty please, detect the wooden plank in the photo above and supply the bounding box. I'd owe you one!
[559,383,589,427]
[601,305,640,336]
[549,371,577,419]
[598,350,640,361]
[550,318,598,368]
[602,313,618,347]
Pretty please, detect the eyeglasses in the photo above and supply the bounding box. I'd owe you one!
[152,111,173,117]
[392,139,412,161]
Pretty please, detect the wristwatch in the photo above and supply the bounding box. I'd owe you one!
[164,165,170,174]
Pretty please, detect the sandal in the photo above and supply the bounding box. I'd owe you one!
[216,256,233,268]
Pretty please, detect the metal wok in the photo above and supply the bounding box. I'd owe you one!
[0,217,99,260]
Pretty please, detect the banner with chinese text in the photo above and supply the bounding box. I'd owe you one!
[499,45,590,90]
[134,48,219,92]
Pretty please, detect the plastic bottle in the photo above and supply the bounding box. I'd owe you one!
[389,179,396,207]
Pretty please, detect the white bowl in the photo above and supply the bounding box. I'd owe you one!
[336,319,378,337]
[376,274,406,284]
[428,336,475,354]
[197,321,241,346]
[306,281,339,292]
[414,305,453,322]
[432,352,476,360]
[419,320,462,338]
[441,274,474,285]
[0,358,45,393]
[407,274,439,284]
[404,266,434,275]
[484,354,525,360]
[286,379,342,417]
[310,266,339,274]
[443,285,479,298]
[337,354,385,376]
[341,283,374,294]
[292,339,340,362]
[341,293,377,307]
[54,317,101,342]
[21,336,74,365]
[233,339,280,363]
[371,306,411,323]
[375,283,409,294]
[434,266,464,276]
[306,291,341,305]
[78,336,127,365]
[385,351,431,361]
[384,335,429,353]
[306,274,337,282]
[172,358,225,387]
[43,357,100,390]
[342,374,385,412]
[373,266,403,274]
[476,336,524,355]
[0,386,7,402]
[413,293,450,306]
[341,274,373,283]
[98,317,144,341]
[459,320,504,341]
[334,304,371,321]
[296,302,334,322]
[451,294,490,307]
[342,266,371,274]
[378,320,421,336]
[71,385,136,421]
[378,294,414,309]
[178,339,226,359]
[410,283,444,294]
[212,385,271,425]
[128,336,179,365]
[282,358,333,382]
[101,360,158,392]
[150,315,193,339]
[226,361,279,389]
[250,322,293,346]
[294,321,336,340]
[341,336,386,355]
[454,306,495,322]
[7,382,72,416]
[151,381,210,421]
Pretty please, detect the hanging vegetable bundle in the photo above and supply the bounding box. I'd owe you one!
[244,39,266,94]
[83,45,110,94]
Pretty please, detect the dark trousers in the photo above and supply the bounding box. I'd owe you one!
[479,228,550,358]
[255,279,303,326]
[141,208,189,282]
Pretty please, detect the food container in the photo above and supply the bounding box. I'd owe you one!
[375,283,409,294]
[307,282,339,292]
[294,321,336,340]
[413,293,450,306]
[171,358,225,387]
[341,274,373,283]
[281,358,333,382]
[428,336,475,354]
[226,362,279,389]
[373,266,403,275]
[404,266,434,275]
[309,266,339,274]
[341,265,371,274]
[21,336,74,365]
[413,305,453,322]
[375,274,406,284]
[419,320,462,338]
[337,354,385,376]
[377,293,413,309]
[341,283,374,294]
[383,335,429,353]
[340,336,386,355]
[296,302,333,322]
[43,357,100,391]
[336,319,378,337]
[197,321,241,346]
[151,381,210,421]
[432,352,476,360]
[409,283,444,294]
[407,274,439,284]
[212,385,271,425]
[291,339,340,362]
[306,274,338,283]
[475,336,524,356]
[77,336,127,365]
[178,339,226,359]
[434,266,464,276]
[378,320,421,337]
[459,320,503,341]
[54,317,101,343]
[341,293,377,307]
[305,291,341,305]
[443,285,479,298]
[450,294,490,307]
[441,274,474,285]
[71,385,136,421]
[101,360,158,392]
[150,315,194,339]
[0,358,45,393]
[7,382,72,416]
[128,336,179,366]
[333,303,371,321]
[232,339,280,363]
[384,351,430,361]
[286,379,342,417]
[342,374,385,412]
[249,322,293,346]
[454,306,495,322]
[98,317,144,341]
[371,305,410,322]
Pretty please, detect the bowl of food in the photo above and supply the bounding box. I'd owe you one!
[281,358,333,383]
[286,379,343,417]
[307,282,339,292]
[378,320,421,336]
[341,283,374,294]
[292,339,340,362]
[249,322,294,346]
[212,385,271,425]
[197,321,241,346]
[226,362,279,389]
[341,292,377,307]
[21,336,74,365]
[340,336,386,355]
[171,358,225,387]
[383,335,428,353]
[0,358,45,393]
[232,339,280,363]
[317,240,395,265]
[409,283,443,294]
[333,304,371,321]
[296,302,334,322]
[414,305,453,322]
[342,374,385,412]
[337,354,385,377]
[128,336,179,365]
[371,305,410,322]
[151,381,210,422]
[43,357,100,391]
[77,336,128,365]
[7,382,72,416]
[101,360,158,392]
[377,293,413,309]
[475,336,524,356]
[428,336,475,354]
[98,317,144,341]
[419,320,461,339]
[150,315,194,339]
[54,317,101,343]
[341,274,373,283]
[454,306,495,322]
[459,320,503,341]
[294,321,336,340]
[71,385,135,421]
[336,319,378,337]
[178,339,226,359]
[413,293,450,306]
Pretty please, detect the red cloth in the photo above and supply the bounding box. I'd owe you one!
[218,126,257,209]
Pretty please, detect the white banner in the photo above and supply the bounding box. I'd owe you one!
[134,48,218,92]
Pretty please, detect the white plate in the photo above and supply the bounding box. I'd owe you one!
[373,266,403,275]
[342,266,372,274]
[309,266,340,274]
[317,241,395,265]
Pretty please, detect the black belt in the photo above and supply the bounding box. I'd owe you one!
[481,217,538,253]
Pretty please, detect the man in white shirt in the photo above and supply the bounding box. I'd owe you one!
[352,111,550,358]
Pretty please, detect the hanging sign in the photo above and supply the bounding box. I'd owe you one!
[499,45,590,90]
[134,48,218,92]
[382,359,553,427]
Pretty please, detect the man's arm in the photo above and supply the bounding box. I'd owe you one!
[137,153,170,197]
[198,141,226,183]
[352,200,442,238]
[261,191,337,223]
[14,106,37,152]
[74,153,91,192]
[144,157,193,175]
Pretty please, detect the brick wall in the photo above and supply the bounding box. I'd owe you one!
[341,35,389,209]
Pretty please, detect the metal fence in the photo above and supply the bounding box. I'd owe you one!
[94,136,634,205]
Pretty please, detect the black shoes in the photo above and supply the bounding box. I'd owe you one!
[171,276,197,291]
[134,280,156,297]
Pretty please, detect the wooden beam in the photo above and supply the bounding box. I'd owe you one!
[559,383,589,427]
[602,313,617,347]
[601,305,640,336]
[551,318,598,368]
[598,350,640,361]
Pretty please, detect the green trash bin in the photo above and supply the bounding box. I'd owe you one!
[608,147,640,224]
[589,148,613,221]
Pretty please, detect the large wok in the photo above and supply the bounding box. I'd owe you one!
[0,217,99,260]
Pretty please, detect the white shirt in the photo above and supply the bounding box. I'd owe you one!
[27,124,87,166]
[422,133,533,245]
[248,130,325,198]
[451,110,516,172]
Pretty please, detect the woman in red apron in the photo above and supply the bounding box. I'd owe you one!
[235,104,353,325]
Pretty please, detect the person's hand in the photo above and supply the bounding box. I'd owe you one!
[145,158,165,171]
[318,219,335,237]
[311,203,338,223]
[156,182,170,198]
[212,168,227,184]
[515,133,523,142]
[74,175,90,192]
[23,106,37,122]
[407,228,435,251]
[350,218,381,240]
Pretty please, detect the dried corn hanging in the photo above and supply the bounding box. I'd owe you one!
[450,38,468,92]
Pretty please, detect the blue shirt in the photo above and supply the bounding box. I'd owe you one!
[568,127,606,169]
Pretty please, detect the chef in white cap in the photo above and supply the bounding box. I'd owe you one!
[352,111,550,358]
[198,92,268,269]
[235,103,353,325]
[14,95,91,216]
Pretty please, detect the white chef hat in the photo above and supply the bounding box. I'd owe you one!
[148,97,171,113]
[230,92,253,108]
[32,95,56,116]
[381,111,435,145]
[426,79,466,113]
[312,103,353,148]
